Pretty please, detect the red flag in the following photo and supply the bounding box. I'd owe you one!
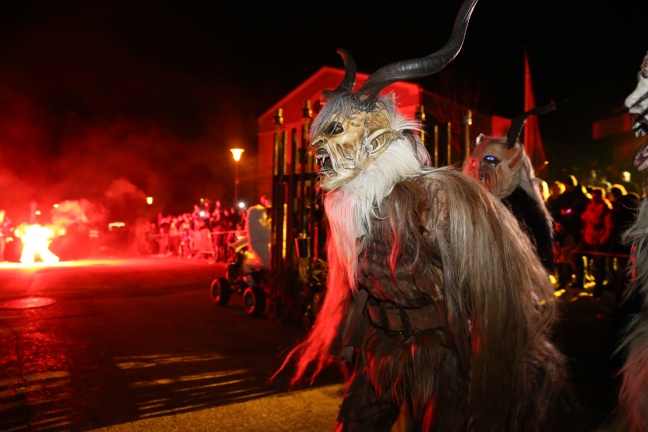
[523,50,547,173]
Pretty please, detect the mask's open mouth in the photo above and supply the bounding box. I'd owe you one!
[631,114,648,137]
[315,148,334,173]
[634,137,648,172]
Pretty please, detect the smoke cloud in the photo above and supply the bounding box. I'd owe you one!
[0,3,263,228]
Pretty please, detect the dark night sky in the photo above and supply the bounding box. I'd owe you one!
[0,0,647,223]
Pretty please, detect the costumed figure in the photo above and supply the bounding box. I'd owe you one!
[461,104,557,273]
[242,196,272,271]
[273,1,574,430]
[231,196,271,274]
[609,50,648,432]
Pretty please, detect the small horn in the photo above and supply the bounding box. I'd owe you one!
[321,48,357,102]
[355,0,478,107]
[506,101,563,149]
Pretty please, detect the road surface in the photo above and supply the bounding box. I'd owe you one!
[0,256,344,432]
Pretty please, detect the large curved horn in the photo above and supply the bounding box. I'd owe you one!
[321,48,357,102]
[506,102,559,149]
[355,0,478,106]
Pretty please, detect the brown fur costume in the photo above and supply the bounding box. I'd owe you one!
[273,1,570,430]
[275,115,570,430]
[614,198,648,432]
[601,50,648,432]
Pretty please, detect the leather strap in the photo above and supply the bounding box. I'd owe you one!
[367,298,447,335]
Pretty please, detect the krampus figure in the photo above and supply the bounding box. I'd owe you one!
[274,1,573,430]
[462,104,557,273]
[608,50,648,432]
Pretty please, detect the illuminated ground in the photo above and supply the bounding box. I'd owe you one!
[0,255,343,432]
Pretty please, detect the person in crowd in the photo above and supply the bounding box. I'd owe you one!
[606,185,639,299]
[546,180,566,215]
[202,199,212,220]
[237,206,248,231]
[584,168,599,188]
[570,187,613,297]
[213,200,222,215]
[148,220,159,255]
[221,207,236,249]
[194,217,214,258]
[178,213,194,257]
[552,175,591,289]
[620,170,641,195]
[157,215,170,255]
[546,180,569,288]
[191,204,202,221]
[168,217,180,256]
[272,5,583,429]
[210,206,227,262]
[228,206,241,231]
[598,173,613,195]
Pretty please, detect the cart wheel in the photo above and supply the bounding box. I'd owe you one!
[210,277,231,305]
[242,285,266,316]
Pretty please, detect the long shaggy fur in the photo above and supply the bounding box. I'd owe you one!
[412,169,564,431]
[611,198,648,432]
[275,95,566,431]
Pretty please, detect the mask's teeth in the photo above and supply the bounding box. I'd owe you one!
[631,115,648,136]
[316,152,329,166]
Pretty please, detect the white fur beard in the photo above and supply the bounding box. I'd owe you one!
[323,138,426,289]
[324,189,365,289]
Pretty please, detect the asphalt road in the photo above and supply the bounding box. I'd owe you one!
[0,257,344,432]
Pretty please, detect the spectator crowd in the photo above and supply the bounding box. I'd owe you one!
[134,199,250,263]
[548,166,643,300]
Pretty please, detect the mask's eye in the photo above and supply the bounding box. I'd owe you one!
[483,155,501,165]
[323,121,344,135]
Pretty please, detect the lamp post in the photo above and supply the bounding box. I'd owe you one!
[230,148,244,203]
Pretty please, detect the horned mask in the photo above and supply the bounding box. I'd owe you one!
[625,51,648,172]
[311,99,401,191]
[464,103,556,198]
[311,0,479,191]
[468,134,525,199]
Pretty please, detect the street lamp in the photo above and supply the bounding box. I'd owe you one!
[230,148,244,202]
